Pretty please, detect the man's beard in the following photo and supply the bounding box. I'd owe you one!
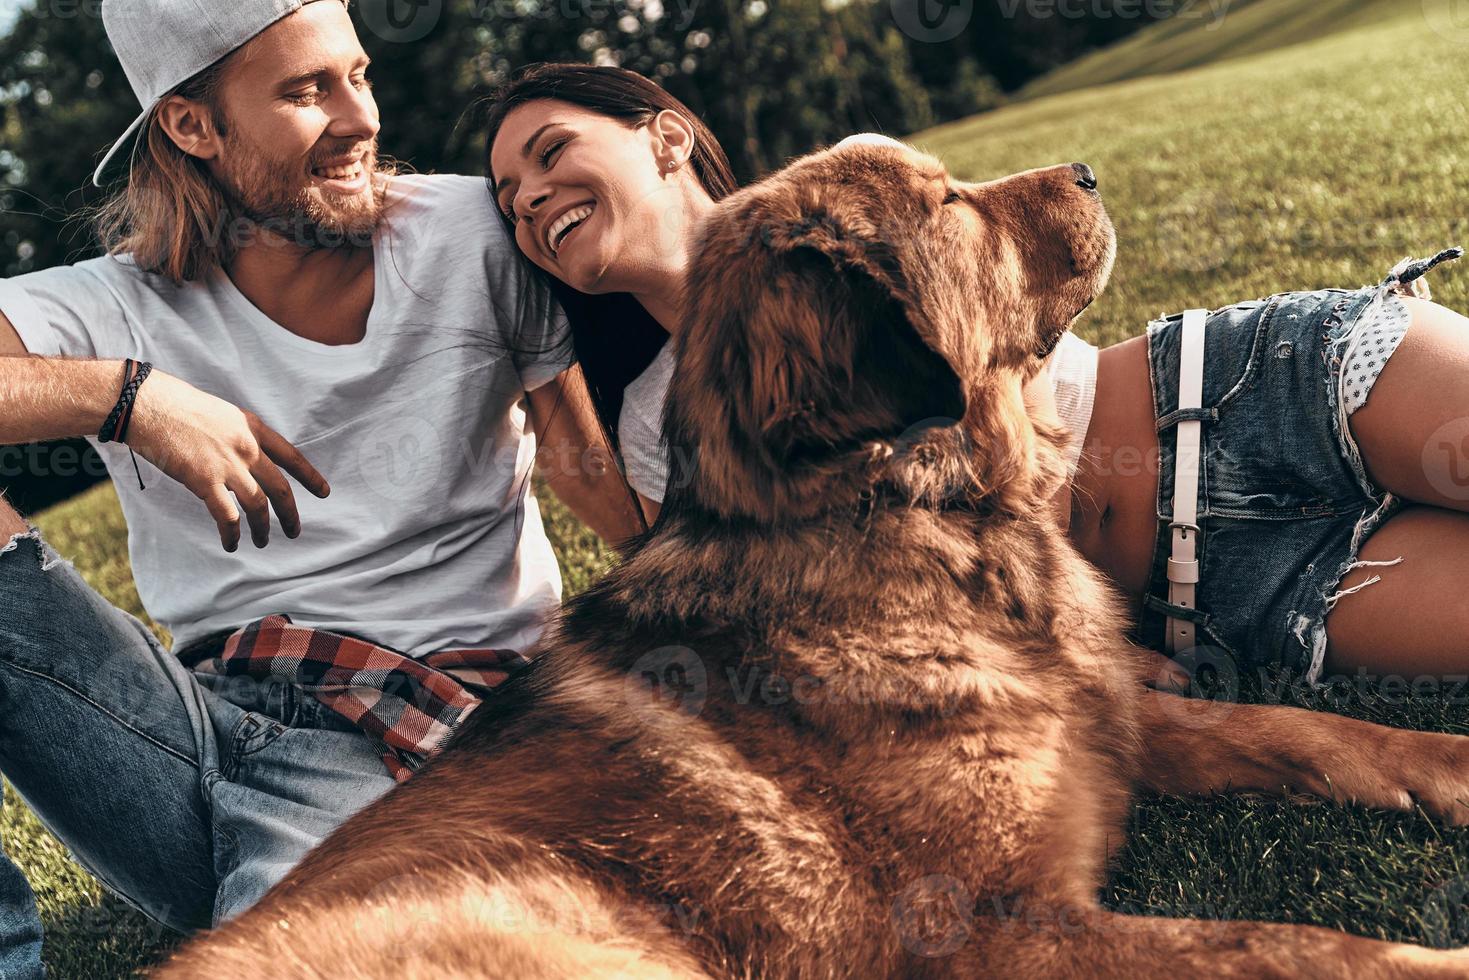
[216,128,385,251]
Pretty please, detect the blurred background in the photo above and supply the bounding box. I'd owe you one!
[8,0,1460,514]
[6,1,1469,975]
[0,0,1164,513]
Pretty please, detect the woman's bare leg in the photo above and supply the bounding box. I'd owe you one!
[1348,297,1469,510]
[1324,505,1469,677]
[1322,298,1469,677]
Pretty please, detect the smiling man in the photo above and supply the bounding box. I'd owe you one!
[0,0,641,974]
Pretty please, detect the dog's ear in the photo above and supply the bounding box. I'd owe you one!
[670,194,971,520]
[752,220,968,465]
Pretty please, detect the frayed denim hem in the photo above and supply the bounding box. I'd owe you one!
[1288,491,1406,688]
[1,528,71,573]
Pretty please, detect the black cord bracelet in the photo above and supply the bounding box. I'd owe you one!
[98,358,153,490]
[113,361,151,444]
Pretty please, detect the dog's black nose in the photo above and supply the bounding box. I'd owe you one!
[1072,162,1098,191]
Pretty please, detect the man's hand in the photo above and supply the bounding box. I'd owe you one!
[0,310,27,357]
[0,347,330,551]
[124,369,330,551]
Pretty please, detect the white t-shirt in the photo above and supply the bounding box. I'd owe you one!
[1046,331,1099,476]
[0,173,573,658]
[617,332,1100,503]
[617,340,675,502]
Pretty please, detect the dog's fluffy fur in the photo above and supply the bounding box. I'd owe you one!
[157,142,1469,979]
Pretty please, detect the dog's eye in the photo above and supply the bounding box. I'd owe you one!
[942,190,962,205]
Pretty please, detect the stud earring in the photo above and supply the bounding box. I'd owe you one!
[666,160,677,170]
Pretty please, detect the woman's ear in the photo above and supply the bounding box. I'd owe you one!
[650,108,697,171]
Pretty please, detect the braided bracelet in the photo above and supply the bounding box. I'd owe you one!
[98,358,153,490]
[113,361,151,444]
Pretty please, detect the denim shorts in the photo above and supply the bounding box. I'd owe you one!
[1136,281,1406,686]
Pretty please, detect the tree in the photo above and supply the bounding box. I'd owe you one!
[0,2,137,277]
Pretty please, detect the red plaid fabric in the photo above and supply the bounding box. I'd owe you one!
[189,614,529,782]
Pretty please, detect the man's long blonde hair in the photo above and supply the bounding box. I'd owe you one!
[90,3,393,285]
[90,55,240,284]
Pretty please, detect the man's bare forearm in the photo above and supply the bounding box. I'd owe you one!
[0,355,130,445]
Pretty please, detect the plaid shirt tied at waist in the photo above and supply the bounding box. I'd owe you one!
[184,614,530,783]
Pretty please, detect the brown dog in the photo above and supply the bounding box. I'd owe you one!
[156,140,1469,978]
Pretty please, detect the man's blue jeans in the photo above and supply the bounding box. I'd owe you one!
[0,525,398,977]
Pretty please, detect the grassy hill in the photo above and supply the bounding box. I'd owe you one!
[1019,0,1420,101]
[912,3,1469,352]
[11,4,1469,973]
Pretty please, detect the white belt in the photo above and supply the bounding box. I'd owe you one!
[1165,309,1208,655]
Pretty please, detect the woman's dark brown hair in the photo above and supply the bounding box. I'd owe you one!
[480,63,739,513]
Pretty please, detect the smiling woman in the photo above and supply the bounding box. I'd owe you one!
[482,64,739,525]
[481,62,1469,696]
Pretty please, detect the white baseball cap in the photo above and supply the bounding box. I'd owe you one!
[93,0,339,187]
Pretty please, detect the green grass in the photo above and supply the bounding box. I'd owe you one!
[913,3,1469,350]
[14,6,1469,971]
[1019,0,1417,101]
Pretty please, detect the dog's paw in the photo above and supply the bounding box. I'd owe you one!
[1292,727,1469,826]
[1380,730,1469,827]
